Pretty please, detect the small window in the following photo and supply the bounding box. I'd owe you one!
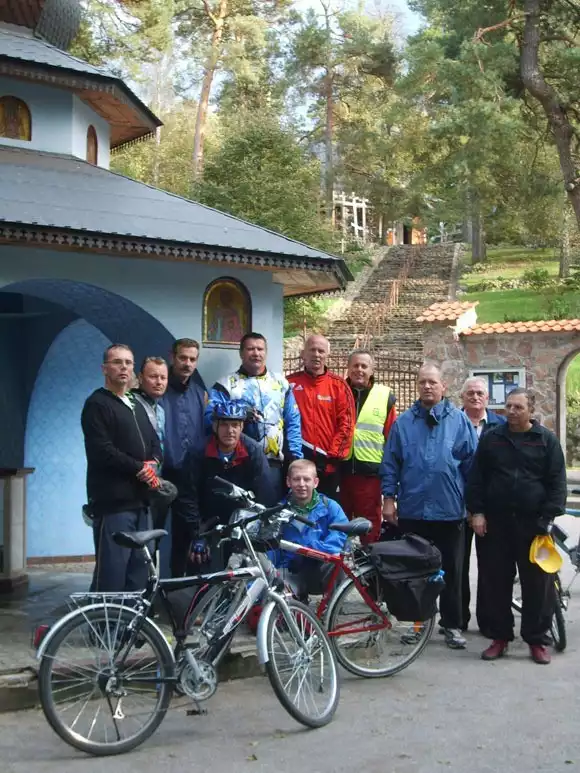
[87,125,98,165]
[0,96,31,141]
[203,278,251,347]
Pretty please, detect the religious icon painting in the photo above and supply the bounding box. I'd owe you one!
[203,278,251,346]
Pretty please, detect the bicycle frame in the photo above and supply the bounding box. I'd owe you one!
[277,539,392,637]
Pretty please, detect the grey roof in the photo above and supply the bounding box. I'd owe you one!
[0,23,105,77]
[0,147,347,266]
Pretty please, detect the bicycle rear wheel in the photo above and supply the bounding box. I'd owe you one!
[264,599,339,728]
[185,583,245,665]
[327,565,434,678]
[38,606,173,756]
[551,576,566,652]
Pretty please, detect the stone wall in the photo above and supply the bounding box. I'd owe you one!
[422,322,580,435]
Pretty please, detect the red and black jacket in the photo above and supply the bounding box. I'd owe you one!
[288,368,356,471]
[178,435,276,539]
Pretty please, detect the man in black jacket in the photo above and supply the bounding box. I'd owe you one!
[466,387,567,665]
[178,398,276,573]
[82,344,162,592]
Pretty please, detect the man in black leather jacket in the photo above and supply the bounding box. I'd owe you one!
[466,387,567,665]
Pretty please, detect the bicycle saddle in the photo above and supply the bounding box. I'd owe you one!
[113,530,168,549]
[329,517,372,536]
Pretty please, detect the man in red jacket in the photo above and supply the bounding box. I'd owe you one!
[288,334,355,497]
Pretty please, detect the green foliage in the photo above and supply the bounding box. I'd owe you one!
[521,267,551,290]
[195,115,338,251]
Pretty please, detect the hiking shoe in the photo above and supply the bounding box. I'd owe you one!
[481,640,508,660]
[529,645,551,665]
[442,628,466,649]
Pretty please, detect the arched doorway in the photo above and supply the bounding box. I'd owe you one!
[558,349,580,467]
[0,279,174,559]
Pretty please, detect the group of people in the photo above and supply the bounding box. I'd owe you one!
[81,332,567,666]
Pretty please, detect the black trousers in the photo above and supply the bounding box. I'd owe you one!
[317,469,340,498]
[477,516,554,645]
[91,509,151,592]
[462,527,499,635]
[170,504,193,578]
[398,519,465,630]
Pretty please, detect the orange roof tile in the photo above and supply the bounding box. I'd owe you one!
[463,319,580,336]
[416,301,478,323]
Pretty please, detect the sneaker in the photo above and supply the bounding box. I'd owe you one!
[442,628,466,649]
[401,625,425,645]
[529,644,551,665]
[481,640,508,660]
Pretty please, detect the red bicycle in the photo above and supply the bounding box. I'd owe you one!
[277,518,435,678]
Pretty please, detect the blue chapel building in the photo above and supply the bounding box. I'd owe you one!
[0,0,348,589]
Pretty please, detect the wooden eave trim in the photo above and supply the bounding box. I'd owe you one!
[0,222,348,292]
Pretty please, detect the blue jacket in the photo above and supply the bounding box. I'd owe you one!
[461,407,506,438]
[380,398,477,522]
[161,370,207,475]
[270,494,348,569]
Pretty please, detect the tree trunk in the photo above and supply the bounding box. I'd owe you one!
[192,5,226,179]
[560,201,572,278]
[324,70,334,221]
[521,0,580,229]
[471,193,487,263]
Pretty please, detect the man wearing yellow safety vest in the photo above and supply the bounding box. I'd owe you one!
[340,349,397,544]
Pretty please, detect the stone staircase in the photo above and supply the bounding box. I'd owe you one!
[326,244,458,355]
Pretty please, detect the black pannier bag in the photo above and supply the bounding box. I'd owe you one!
[369,533,444,622]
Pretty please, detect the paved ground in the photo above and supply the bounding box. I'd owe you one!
[1,515,579,772]
[0,624,578,773]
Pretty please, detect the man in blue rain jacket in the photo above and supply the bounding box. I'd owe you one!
[380,363,477,650]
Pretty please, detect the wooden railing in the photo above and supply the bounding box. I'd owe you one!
[355,247,418,349]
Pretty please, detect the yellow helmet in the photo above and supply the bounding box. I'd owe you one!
[529,535,563,574]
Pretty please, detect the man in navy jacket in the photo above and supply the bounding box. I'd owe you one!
[380,363,477,650]
[460,376,506,635]
[161,338,207,577]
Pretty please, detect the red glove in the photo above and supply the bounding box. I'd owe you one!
[137,462,161,489]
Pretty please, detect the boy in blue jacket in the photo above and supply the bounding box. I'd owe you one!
[272,459,349,600]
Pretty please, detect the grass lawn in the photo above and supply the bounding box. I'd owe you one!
[461,246,559,289]
[567,356,580,395]
[464,287,580,324]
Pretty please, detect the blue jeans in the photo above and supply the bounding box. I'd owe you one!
[91,509,152,592]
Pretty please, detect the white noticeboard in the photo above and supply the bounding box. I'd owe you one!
[469,368,526,409]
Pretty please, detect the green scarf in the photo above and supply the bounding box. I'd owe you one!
[289,489,320,515]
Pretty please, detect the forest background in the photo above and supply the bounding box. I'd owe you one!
[74,0,580,332]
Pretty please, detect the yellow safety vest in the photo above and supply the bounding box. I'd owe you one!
[348,384,391,463]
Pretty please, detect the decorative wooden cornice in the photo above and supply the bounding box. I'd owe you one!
[0,223,349,291]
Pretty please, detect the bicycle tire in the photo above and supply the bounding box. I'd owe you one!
[327,565,434,678]
[552,578,567,652]
[38,606,173,756]
[184,583,243,665]
[264,599,339,729]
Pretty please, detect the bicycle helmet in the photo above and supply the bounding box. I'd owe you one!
[212,398,248,421]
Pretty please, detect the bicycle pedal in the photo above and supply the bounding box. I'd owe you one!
[186,708,208,716]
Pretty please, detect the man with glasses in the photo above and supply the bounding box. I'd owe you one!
[81,344,162,592]
[207,332,303,497]
[460,377,506,635]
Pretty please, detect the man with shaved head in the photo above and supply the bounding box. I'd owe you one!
[380,363,478,650]
[288,334,355,497]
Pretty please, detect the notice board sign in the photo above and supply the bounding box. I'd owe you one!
[469,368,526,409]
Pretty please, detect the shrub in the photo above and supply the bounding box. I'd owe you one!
[522,267,551,290]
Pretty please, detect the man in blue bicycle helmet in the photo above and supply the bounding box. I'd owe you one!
[178,396,276,573]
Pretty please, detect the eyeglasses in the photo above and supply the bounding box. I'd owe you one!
[465,390,486,397]
[106,359,134,367]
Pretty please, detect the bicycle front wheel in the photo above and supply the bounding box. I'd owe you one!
[264,599,339,728]
[327,565,434,678]
[38,606,173,756]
